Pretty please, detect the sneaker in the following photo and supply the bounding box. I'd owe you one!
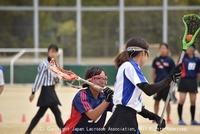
[179,120,187,125]
[167,118,173,124]
[191,120,200,125]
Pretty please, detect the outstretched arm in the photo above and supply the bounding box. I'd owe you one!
[137,76,172,96]
[137,63,182,96]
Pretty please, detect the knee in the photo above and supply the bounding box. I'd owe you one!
[178,98,185,104]
[190,101,196,106]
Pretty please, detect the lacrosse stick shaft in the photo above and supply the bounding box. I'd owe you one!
[78,77,104,90]
[158,51,185,128]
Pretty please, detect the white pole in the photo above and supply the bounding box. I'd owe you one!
[119,0,124,52]
[76,0,82,64]
[163,0,168,43]
[34,0,39,60]
[10,49,26,85]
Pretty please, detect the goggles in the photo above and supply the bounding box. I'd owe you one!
[89,75,108,86]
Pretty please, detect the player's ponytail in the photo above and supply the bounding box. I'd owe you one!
[114,37,149,68]
[114,51,129,68]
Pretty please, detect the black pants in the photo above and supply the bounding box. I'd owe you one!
[102,105,140,134]
[25,105,63,134]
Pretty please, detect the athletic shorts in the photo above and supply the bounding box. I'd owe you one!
[103,105,140,134]
[178,78,198,93]
[153,86,170,101]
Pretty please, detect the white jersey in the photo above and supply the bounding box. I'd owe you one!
[113,59,148,112]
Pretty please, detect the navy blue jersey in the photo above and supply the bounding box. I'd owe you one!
[181,54,200,78]
[152,56,175,82]
[62,88,113,134]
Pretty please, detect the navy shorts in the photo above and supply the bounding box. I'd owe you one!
[153,86,170,101]
[178,78,198,93]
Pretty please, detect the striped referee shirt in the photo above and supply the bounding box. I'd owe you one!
[32,59,57,93]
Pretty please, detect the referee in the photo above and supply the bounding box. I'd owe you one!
[25,44,63,134]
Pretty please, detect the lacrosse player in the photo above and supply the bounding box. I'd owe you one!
[151,43,176,124]
[177,45,200,125]
[62,66,114,134]
[102,37,182,134]
[25,44,63,134]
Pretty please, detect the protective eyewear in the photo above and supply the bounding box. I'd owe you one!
[89,75,108,85]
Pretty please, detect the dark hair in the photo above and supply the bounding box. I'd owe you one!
[114,37,149,68]
[82,66,106,88]
[190,44,196,49]
[48,44,58,52]
[159,43,168,49]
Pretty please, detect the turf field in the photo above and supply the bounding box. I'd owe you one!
[0,85,200,134]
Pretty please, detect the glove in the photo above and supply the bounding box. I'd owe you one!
[138,106,165,131]
[155,115,166,131]
[103,87,114,102]
[168,63,182,82]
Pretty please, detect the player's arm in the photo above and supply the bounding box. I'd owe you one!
[85,101,110,121]
[151,68,156,84]
[0,85,3,95]
[29,63,46,102]
[137,63,182,96]
[197,59,200,82]
[197,73,200,82]
[138,106,165,129]
[85,87,113,121]
[0,70,4,95]
[151,59,157,84]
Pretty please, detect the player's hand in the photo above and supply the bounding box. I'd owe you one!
[29,94,35,102]
[103,87,114,102]
[169,63,182,82]
[155,115,166,131]
[55,77,60,83]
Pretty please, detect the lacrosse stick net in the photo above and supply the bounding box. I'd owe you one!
[49,58,104,91]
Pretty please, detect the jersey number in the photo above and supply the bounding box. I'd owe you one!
[188,62,196,70]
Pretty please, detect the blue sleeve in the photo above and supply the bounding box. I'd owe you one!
[73,90,92,114]
[0,66,3,71]
[196,58,200,73]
